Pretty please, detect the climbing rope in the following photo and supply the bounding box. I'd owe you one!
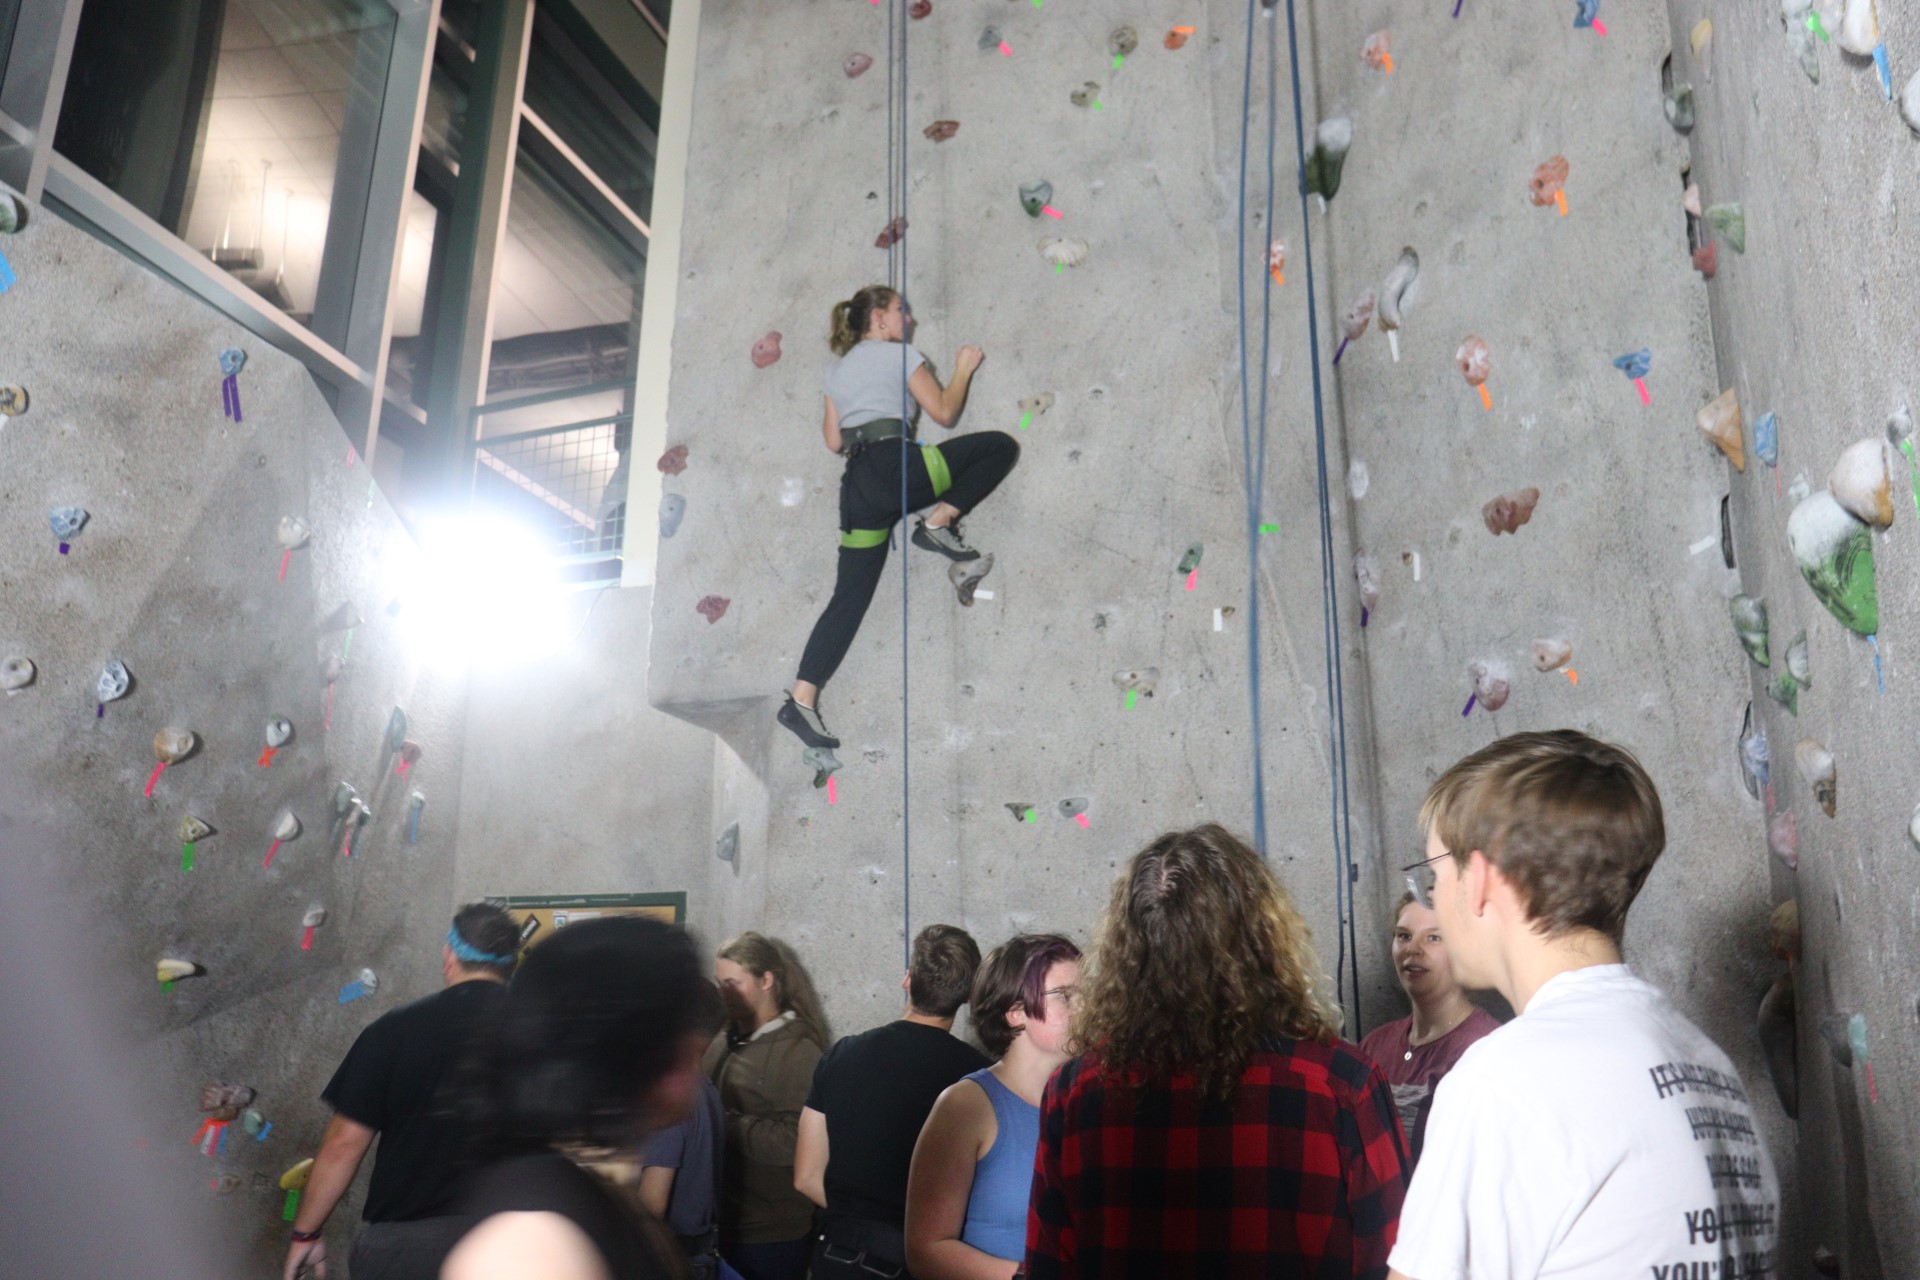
[1237,0,1364,1025]
[884,0,913,972]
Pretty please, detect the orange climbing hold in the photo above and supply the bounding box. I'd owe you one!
[1165,25,1195,49]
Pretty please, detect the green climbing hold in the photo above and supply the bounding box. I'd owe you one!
[1787,491,1878,635]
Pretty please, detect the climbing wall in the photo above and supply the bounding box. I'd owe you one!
[0,205,473,1268]
[1672,1,1920,1268]
[650,0,1396,1030]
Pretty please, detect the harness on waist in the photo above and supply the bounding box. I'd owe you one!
[840,443,950,549]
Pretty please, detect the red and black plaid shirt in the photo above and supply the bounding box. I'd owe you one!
[1024,1036,1410,1279]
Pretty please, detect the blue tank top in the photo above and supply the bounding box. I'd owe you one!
[959,1068,1040,1262]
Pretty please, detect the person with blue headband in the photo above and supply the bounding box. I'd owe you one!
[283,902,522,1280]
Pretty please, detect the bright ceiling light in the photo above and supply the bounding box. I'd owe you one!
[405,511,569,666]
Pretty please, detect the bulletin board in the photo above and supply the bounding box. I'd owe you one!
[490,892,687,953]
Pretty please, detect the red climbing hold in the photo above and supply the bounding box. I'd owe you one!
[908,0,931,17]
[875,216,908,249]
[696,595,731,624]
[657,444,689,475]
[752,332,783,368]
[923,120,959,142]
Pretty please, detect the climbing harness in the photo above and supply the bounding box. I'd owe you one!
[838,445,952,549]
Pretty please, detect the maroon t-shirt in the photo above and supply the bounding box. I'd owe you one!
[1358,1007,1500,1164]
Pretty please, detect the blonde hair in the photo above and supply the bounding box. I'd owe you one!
[1419,729,1665,944]
[828,285,897,356]
[1073,824,1342,1101]
[717,931,831,1046]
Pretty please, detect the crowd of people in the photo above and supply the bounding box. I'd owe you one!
[283,730,1781,1280]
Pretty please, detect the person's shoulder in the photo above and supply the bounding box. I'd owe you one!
[1357,1015,1410,1061]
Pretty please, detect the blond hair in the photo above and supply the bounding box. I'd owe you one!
[828,284,897,356]
[1419,729,1665,943]
[1073,824,1342,1101]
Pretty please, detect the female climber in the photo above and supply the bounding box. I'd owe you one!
[777,285,1019,752]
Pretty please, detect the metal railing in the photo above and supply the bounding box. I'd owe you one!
[473,414,629,584]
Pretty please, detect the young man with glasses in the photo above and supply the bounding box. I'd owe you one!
[1389,731,1778,1280]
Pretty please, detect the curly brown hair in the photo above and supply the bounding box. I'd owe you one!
[1073,824,1342,1101]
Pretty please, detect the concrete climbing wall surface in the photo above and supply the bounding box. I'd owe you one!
[1671,0,1920,1269]
[0,206,471,1270]
[650,0,1395,1030]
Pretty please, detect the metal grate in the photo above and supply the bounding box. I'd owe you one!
[474,416,628,583]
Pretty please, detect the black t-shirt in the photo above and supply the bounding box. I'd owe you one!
[322,979,506,1222]
[804,1020,988,1226]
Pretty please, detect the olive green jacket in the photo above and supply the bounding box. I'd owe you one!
[703,1015,824,1245]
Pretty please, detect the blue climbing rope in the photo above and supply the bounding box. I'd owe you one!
[885,0,913,973]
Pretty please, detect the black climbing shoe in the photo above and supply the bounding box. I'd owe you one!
[778,695,841,750]
[911,518,981,562]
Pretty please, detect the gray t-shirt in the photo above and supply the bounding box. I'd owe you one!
[825,340,926,429]
[642,1073,724,1237]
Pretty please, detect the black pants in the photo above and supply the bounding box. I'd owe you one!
[795,431,1019,689]
[348,1217,477,1280]
[811,1214,909,1280]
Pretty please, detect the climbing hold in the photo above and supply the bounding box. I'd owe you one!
[659,493,687,539]
[1696,388,1744,471]
[1108,26,1138,58]
[1691,19,1712,63]
[1177,542,1204,574]
[1795,739,1837,818]
[264,716,293,749]
[1834,0,1876,54]
[1683,184,1702,217]
[1903,69,1920,132]
[875,216,908,249]
[97,659,131,705]
[1,656,34,691]
[1721,495,1736,569]
[751,332,782,368]
[1355,553,1381,620]
[1787,490,1878,634]
[1612,349,1651,380]
[385,706,408,754]
[1113,668,1159,697]
[1304,118,1352,202]
[178,815,212,844]
[276,516,310,550]
[1362,30,1391,70]
[1531,639,1572,672]
[1038,237,1088,269]
[1005,803,1035,822]
[1739,704,1769,796]
[1019,182,1052,217]
[0,192,22,233]
[1817,1013,1853,1066]
[1753,412,1778,468]
[1767,671,1800,715]
[1468,662,1511,712]
[1828,437,1896,528]
[153,727,197,765]
[1769,810,1799,869]
[1692,241,1717,279]
[1057,797,1089,819]
[923,120,959,143]
[201,1083,255,1115]
[696,595,731,623]
[657,443,689,475]
[1018,392,1054,418]
[279,1159,315,1192]
[1480,488,1540,536]
[715,823,739,864]
[1377,248,1418,361]
[1528,156,1569,207]
[1729,595,1771,667]
[1908,803,1920,850]
[218,348,246,378]
[1785,631,1810,688]
[1348,460,1370,500]
[1664,85,1696,132]
[48,506,88,540]
[337,968,378,1004]
[0,385,27,415]
[332,781,359,818]
[1070,81,1100,108]
[1786,11,1820,83]
[1455,335,1490,387]
[949,555,993,607]
[1334,292,1374,366]
[978,27,1002,51]
[803,747,841,789]
[1164,26,1195,50]
[156,957,204,983]
[1573,0,1600,28]
[907,0,930,18]
[1705,203,1745,253]
[844,53,872,78]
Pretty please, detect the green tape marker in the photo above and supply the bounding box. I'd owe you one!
[1055,263,1064,274]
[1258,522,1279,533]
[1093,100,1103,110]
[161,980,174,993]
[283,1189,301,1222]
[1902,439,1920,517]
[1124,689,1136,709]
[1024,808,1036,823]
[1113,54,1124,69]
[1808,12,1828,41]
[181,843,194,872]
[1020,412,1032,430]
[341,628,355,662]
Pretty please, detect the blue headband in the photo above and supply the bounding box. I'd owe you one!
[448,925,517,967]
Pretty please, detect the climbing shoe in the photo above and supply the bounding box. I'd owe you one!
[778,695,841,750]
[911,518,981,562]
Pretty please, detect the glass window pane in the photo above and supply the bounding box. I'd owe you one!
[54,0,397,326]
[523,9,658,223]
[0,2,21,73]
[383,190,440,408]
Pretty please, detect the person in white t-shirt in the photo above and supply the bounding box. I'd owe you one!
[1388,730,1780,1280]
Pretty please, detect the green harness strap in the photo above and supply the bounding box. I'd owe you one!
[839,445,951,548]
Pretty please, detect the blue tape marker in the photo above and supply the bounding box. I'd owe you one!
[255,1122,273,1142]
[0,250,16,293]
[1869,634,1885,693]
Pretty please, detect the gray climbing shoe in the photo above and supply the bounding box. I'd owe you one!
[948,553,994,606]
[912,518,981,562]
[778,695,840,750]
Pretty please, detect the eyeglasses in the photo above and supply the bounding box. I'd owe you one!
[1400,850,1453,910]
[1043,985,1079,1009]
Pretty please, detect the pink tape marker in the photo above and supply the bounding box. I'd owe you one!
[341,828,353,857]
[1635,376,1649,406]
[300,926,316,951]
[1074,812,1090,829]
[999,40,1012,55]
[1591,19,1607,35]
[143,761,167,797]
[1043,205,1063,219]
[264,839,281,869]
[1185,570,1198,591]
[279,549,292,581]
[827,775,838,805]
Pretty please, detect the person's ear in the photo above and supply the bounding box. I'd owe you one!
[1466,850,1498,918]
[1005,1001,1030,1034]
[901,972,911,993]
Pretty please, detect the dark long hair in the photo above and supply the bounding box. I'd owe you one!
[461,916,705,1157]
